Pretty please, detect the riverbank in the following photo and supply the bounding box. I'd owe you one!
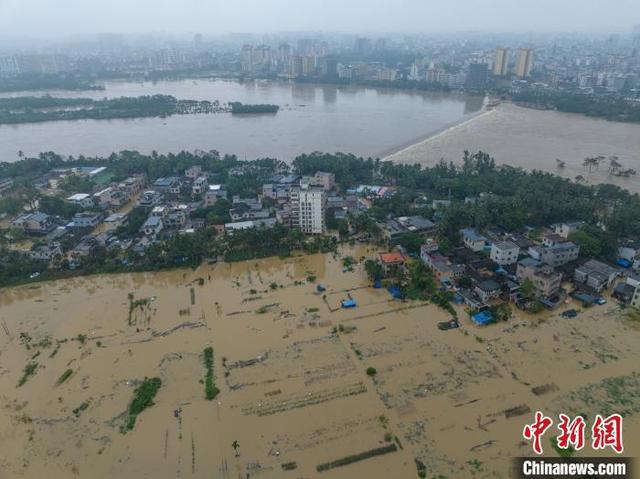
[1,246,638,478]
[385,102,640,193]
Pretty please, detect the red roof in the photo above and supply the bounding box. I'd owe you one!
[379,252,406,264]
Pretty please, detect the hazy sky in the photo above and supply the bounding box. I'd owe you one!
[0,0,638,37]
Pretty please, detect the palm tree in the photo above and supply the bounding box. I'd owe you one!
[607,155,622,175]
[555,159,565,169]
[582,156,601,174]
[232,440,240,457]
[17,150,24,159]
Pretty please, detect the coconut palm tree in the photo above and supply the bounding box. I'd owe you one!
[582,156,601,174]
[555,159,565,169]
[607,155,622,175]
[232,440,240,457]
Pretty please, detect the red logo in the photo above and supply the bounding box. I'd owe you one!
[523,411,624,455]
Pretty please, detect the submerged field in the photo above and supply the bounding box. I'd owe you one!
[0,245,639,478]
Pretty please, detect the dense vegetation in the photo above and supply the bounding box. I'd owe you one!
[203,347,219,400]
[123,377,162,432]
[0,95,224,124]
[229,102,279,114]
[316,444,398,472]
[513,90,640,123]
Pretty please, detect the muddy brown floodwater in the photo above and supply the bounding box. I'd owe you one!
[1,245,639,478]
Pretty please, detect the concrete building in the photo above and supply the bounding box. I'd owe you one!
[192,176,208,195]
[460,228,487,252]
[516,258,562,298]
[71,212,102,228]
[554,221,584,239]
[12,212,56,235]
[574,259,618,292]
[141,216,163,237]
[493,47,509,76]
[539,242,580,267]
[490,241,520,265]
[310,171,335,191]
[515,48,534,78]
[296,184,325,234]
[204,184,226,206]
[67,193,94,209]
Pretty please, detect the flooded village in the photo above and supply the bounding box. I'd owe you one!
[1,150,640,478]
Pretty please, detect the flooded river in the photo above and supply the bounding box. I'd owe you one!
[0,78,483,162]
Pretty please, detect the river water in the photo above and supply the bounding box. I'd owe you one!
[0,78,484,162]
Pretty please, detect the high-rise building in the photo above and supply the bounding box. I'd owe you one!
[493,48,509,76]
[289,55,303,78]
[294,184,325,234]
[515,48,534,79]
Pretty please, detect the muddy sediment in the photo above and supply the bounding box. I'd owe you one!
[0,245,638,478]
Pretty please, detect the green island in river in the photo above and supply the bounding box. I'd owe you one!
[0,95,279,124]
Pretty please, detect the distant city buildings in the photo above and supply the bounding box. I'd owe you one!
[516,48,534,79]
[493,47,509,76]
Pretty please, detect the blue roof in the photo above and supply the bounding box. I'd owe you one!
[341,299,357,308]
[472,311,494,325]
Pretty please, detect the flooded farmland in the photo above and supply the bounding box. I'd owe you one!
[1,246,639,478]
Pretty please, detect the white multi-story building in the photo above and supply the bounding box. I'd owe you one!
[490,241,520,265]
[296,184,325,235]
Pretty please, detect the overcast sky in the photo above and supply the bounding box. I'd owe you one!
[0,0,638,37]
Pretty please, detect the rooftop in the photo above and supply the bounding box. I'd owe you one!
[379,252,406,264]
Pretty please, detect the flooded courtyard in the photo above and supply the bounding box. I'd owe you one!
[1,246,639,478]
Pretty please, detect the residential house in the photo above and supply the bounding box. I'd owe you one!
[185,165,203,180]
[310,171,335,191]
[516,258,562,298]
[422,251,465,283]
[29,242,63,262]
[574,259,619,292]
[379,252,407,277]
[618,239,640,263]
[474,279,501,302]
[103,213,128,231]
[490,241,520,265]
[554,221,584,239]
[383,216,436,243]
[118,175,145,195]
[138,190,163,208]
[539,241,580,267]
[71,212,103,229]
[460,228,487,252]
[153,177,182,195]
[70,235,98,258]
[67,193,95,209]
[150,205,188,229]
[192,176,208,195]
[141,216,163,237]
[613,282,637,303]
[12,212,56,235]
[204,185,227,206]
[224,218,278,233]
[229,202,271,222]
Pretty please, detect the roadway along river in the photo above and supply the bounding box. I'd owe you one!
[0,78,484,162]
